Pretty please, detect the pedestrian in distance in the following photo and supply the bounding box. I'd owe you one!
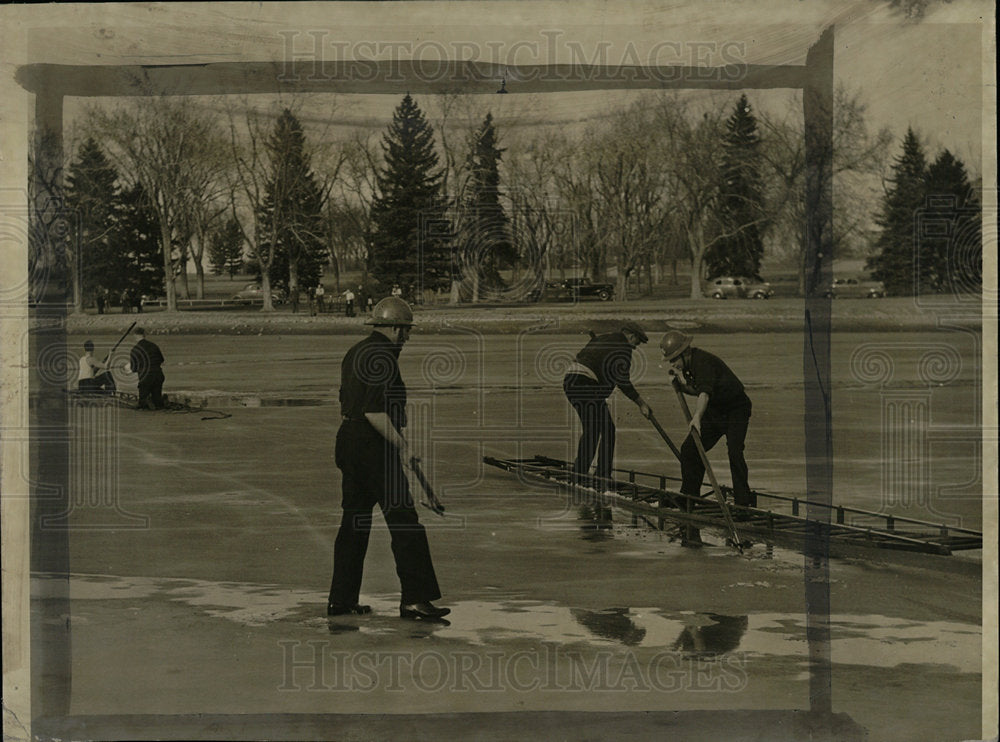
[366,295,374,314]
[660,330,755,534]
[328,296,449,621]
[77,340,116,395]
[308,286,317,316]
[96,288,106,315]
[344,287,355,317]
[129,327,165,410]
[315,283,326,314]
[563,321,652,495]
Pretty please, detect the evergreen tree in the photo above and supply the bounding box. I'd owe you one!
[258,109,328,310]
[867,128,927,295]
[460,112,516,300]
[704,94,765,280]
[369,94,452,294]
[117,182,165,297]
[919,149,981,294]
[64,138,120,307]
[209,217,245,278]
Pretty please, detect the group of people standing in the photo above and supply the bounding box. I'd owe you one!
[326,299,755,623]
[307,284,377,318]
[93,287,142,314]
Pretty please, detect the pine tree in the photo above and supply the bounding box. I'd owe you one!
[209,217,245,278]
[704,94,765,280]
[370,94,452,295]
[867,128,927,296]
[117,182,166,298]
[919,149,981,295]
[460,112,515,300]
[258,109,328,310]
[64,138,121,309]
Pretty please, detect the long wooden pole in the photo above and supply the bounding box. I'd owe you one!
[647,412,683,462]
[103,320,137,364]
[672,382,745,551]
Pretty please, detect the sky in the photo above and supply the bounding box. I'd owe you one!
[3,0,990,172]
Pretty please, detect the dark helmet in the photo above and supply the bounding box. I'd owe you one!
[659,330,692,361]
[366,296,414,327]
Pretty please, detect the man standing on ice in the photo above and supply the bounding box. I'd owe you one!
[562,321,652,494]
[328,296,448,621]
[129,327,165,410]
[660,330,755,512]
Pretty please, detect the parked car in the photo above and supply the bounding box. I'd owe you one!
[231,283,286,305]
[547,277,615,301]
[704,276,773,299]
[825,277,886,299]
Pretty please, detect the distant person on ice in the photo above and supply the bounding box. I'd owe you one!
[660,330,755,539]
[129,327,165,410]
[77,340,116,395]
[328,296,448,621]
[563,321,652,494]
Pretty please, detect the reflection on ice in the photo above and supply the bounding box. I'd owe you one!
[42,574,981,672]
[672,614,749,656]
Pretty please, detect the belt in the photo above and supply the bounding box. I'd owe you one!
[342,415,369,423]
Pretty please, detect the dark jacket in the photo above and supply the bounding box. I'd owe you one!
[129,338,164,380]
[680,347,748,409]
[339,332,407,432]
[573,331,641,402]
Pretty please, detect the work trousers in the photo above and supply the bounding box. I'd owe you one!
[679,397,753,506]
[78,372,116,395]
[563,373,616,484]
[329,421,441,606]
[137,369,164,410]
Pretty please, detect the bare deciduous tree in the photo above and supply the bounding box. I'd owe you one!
[87,96,221,311]
[758,86,893,294]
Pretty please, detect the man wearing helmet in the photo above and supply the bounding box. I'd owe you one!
[660,330,756,515]
[563,321,652,493]
[327,296,449,621]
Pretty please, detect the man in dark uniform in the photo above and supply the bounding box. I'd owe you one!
[563,321,652,493]
[661,330,755,511]
[328,296,449,620]
[129,327,165,410]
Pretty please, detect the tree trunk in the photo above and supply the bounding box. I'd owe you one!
[192,232,206,299]
[289,260,299,314]
[194,259,205,300]
[160,219,177,312]
[178,256,190,299]
[689,223,705,300]
[616,271,628,301]
[261,271,274,312]
[71,249,83,313]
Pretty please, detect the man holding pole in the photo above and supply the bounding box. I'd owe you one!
[660,330,755,511]
[328,296,448,621]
